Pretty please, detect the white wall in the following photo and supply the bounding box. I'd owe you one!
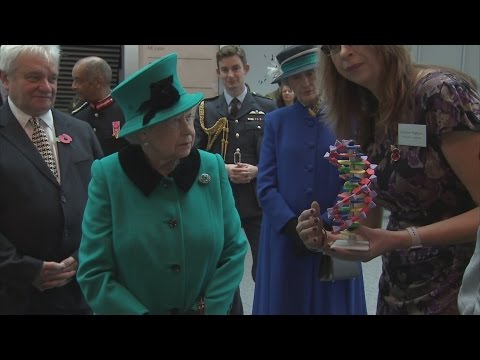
[240,45,287,96]
[122,45,480,89]
[122,45,139,80]
[410,45,480,83]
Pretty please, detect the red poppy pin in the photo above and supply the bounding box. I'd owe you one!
[390,145,400,162]
[57,134,73,144]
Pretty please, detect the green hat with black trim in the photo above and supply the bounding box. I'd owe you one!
[272,45,319,84]
[112,52,204,138]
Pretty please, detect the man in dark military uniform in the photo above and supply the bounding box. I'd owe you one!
[194,45,276,314]
[71,56,128,156]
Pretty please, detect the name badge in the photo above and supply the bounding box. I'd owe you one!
[398,124,426,147]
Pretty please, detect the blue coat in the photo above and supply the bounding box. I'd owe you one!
[252,102,367,314]
[77,147,248,315]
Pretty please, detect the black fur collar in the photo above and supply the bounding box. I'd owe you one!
[118,144,200,196]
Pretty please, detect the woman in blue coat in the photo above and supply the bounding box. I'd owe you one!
[252,45,366,315]
[77,53,247,315]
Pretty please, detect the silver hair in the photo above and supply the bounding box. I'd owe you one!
[0,45,61,74]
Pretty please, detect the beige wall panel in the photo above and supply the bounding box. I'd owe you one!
[138,45,219,97]
[139,45,218,61]
[178,58,218,98]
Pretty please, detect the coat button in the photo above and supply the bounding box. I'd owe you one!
[61,195,67,203]
[168,218,177,228]
[236,133,240,138]
[235,119,239,123]
[171,264,181,272]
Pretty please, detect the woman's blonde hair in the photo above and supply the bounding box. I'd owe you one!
[317,45,477,147]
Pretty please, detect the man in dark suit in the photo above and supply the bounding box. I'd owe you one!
[0,45,103,314]
[0,78,6,105]
[71,56,129,156]
[194,45,276,314]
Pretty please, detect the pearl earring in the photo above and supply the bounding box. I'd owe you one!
[143,141,149,147]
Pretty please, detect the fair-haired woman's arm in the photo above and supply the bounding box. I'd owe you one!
[412,131,480,247]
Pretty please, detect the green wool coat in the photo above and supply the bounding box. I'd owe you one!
[77,148,247,314]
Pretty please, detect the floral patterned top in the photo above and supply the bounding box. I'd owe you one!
[367,71,480,314]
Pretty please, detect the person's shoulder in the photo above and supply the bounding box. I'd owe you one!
[91,152,120,174]
[417,70,479,102]
[99,151,120,165]
[417,70,474,91]
[251,92,277,112]
[198,149,224,166]
[264,104,292,121]
[200,95,221,112]
[251,91,276,107]
[111,100,124,112]
[71,101,89,116]
[264,90,279,100]
[198,148,217,161]
[52,109,93,131]
[251,91,274,101]
[202,95,220,103]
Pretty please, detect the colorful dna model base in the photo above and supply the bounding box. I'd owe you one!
[324,140,378,251]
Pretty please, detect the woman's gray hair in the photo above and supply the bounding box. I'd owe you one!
[123,105,199,145]
[0,45,61,75]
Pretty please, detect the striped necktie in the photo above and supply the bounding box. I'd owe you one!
[30,117,59,181]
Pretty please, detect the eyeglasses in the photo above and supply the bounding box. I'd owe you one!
[321,45,341,56]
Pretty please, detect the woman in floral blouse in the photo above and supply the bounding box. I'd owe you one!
[297,45,480,315]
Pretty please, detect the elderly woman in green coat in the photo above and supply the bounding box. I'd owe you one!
[77,53,248,315]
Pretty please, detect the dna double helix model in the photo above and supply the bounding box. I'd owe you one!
[324,140,378,236]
